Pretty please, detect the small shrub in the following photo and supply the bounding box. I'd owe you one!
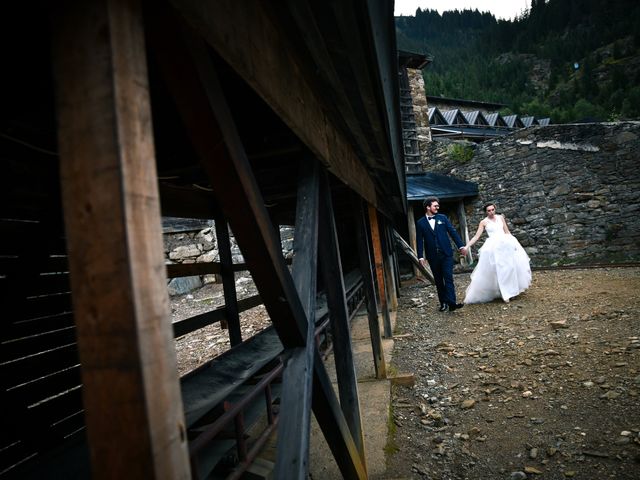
[447,143,474,163]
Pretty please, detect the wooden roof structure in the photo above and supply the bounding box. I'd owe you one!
[1,1,407,478]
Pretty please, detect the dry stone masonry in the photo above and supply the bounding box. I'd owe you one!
[164,225,294,295]
[421,122,640,266]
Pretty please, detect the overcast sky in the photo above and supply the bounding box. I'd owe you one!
[394,0,530,21]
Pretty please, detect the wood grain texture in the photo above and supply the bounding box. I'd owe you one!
[169,0,379,209]
[52,1,190,477]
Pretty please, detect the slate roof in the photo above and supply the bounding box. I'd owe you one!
[406,172,479,201]
[426,106,549,141]
[463,110,488,125]
[442,109,467,125]
[503,114,525,128]
[428,106,447,125]
[484,112,507,127]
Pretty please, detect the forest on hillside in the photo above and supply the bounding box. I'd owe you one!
[395,0,640,123]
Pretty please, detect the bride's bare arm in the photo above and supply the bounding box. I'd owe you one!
[466,221,485,248]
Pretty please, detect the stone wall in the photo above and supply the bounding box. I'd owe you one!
[420,122,640,266]
[164,225,294,295]
[407,68,431,141]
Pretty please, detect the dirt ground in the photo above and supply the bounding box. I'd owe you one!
[171,276,270,376]
[386,267,640,480]
[170,267,640,479]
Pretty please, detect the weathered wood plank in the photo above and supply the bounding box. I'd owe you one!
[166,262,221,277]
[0,255,69,276]
[52,1,190,477]
[319,171,365,464]
[165,261,249,278]
[407,206,419,277]
[171,294,262,339]
[0,326,77,363]
[5,365,82,408]
[393,230,435,284]
[275,157,320,478]
[353,197,386,379]
[3,272,70,297]
[0,344,80,389]
[214,211,242,346]
[10,293,73,322]
[382,221,398,311]
[147,14,365,477]
[168,0,379,209]
[368,205,392,338]
[457,200,474,265]
[180,327,282,428]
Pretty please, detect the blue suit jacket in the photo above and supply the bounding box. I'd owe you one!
[416,214,465,261]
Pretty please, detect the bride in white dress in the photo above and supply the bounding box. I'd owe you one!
[464,203,531,303]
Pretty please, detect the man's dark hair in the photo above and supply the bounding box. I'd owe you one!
[423,197,439,210]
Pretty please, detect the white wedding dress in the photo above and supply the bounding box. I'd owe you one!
[464,216,531,303]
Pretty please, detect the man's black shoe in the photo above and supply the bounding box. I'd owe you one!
[438,304,449,312]
[449,303,464,312]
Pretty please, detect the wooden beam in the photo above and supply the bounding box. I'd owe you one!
[168,0,379,209]
[354,197,386,379]
[52,1,190,478]
[166,262,248,278]
[319,172,365,464]
[393,230,435,284]
[172,294,262,339]
[457,200,473,265]
[275,157,320,479]
[214,211,242,346]
[407,205,419,278]
[146,12,366,478]
[381,221,398,312]
[367,205,392,338]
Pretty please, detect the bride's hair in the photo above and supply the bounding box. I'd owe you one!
[483,202,496,212]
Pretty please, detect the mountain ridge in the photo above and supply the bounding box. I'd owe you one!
[395,0,640,123]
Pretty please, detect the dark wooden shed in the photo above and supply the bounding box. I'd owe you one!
[1,1,405,478]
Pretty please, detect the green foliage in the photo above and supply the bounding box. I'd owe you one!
[447,143,474,163]
[395,0,640,123]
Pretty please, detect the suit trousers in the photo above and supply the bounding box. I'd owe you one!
[428,252,456,306]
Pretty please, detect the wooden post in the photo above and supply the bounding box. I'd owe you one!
[319,173,366,466]
[52,1,190,477]
[407,204,419,277]
[390,226,402,297]
[147,14,366,477]
[354,197,386,379]
[275,158,320,478]
[457,200,473,266]
[382,222,399,310]
[367,205,392,338]
[214,210,242,346]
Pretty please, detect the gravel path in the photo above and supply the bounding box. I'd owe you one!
[385,267,640,479]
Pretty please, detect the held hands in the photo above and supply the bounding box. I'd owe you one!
[459,246,468,256]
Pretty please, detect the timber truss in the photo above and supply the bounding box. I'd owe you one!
[2,1,405,478]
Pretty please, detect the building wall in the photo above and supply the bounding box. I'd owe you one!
[407,69,431,141]
[421,122,640,266]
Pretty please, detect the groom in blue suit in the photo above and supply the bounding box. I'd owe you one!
[416,197,467,312]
